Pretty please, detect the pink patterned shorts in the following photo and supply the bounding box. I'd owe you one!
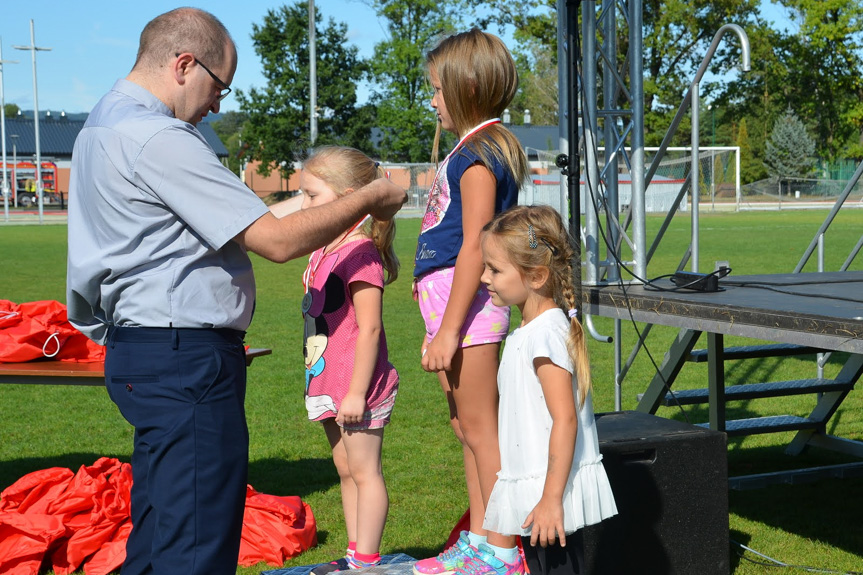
[416,267,510,347]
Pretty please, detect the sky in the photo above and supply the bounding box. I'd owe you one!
[0,0,389,115]
[1,1,792,116]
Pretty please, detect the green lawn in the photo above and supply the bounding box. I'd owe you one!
[1,209,862,574]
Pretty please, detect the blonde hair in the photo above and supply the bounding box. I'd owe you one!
[134,8,234,72]
[482,205,590,406]
[427,29,528,186]
[303,146,399,285]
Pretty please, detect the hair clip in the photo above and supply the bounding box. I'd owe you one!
[567,308,578,319]
[540,238,558,256]
[528,225,538,249]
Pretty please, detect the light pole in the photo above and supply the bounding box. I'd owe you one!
[10,134,18,208]
[309,0,317,147]
[1,39,18,223]
[14,20,51,224]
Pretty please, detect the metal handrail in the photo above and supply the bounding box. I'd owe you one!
[794,160,863,273]
[616,24,750,406]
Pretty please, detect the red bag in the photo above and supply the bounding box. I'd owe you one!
[239,486,318,567]
[0,458,318,574]
[0,300,105,363]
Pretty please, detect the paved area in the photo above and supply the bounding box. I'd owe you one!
[0,209,68,225]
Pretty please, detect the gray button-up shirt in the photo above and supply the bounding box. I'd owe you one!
[67,79,269,344]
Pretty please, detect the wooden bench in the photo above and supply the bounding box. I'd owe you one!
[0,348,272,386]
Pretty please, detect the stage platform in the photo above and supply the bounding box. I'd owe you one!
[263,553,415,575]
[583,270,863,354]
[583,270,863,487]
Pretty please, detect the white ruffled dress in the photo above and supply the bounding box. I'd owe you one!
[483,308,618,537]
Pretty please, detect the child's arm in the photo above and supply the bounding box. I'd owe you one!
[521,358,578,548]
[336,281,383,425]
[422,164,496,372]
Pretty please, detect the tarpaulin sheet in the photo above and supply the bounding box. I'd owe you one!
[0,300,104,364]
[0,458,317,574]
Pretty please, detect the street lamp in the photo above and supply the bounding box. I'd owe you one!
[10,134,18,208]
[0,38,18,223]
[14,20,51,224]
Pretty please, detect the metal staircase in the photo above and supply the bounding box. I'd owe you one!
[640,333,863,438]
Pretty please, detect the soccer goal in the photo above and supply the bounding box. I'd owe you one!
[522,146,741,214]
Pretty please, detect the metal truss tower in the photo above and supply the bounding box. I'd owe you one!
[561,0,646,291]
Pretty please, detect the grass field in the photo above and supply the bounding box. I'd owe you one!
[1,209,863,574]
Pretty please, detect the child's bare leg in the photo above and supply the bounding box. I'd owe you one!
[439,369,487,535]
[450,343,516,549]
[324,420,358,545]
[342,427,388,555]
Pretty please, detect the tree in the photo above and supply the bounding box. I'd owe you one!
[365,0,459,162]
[777,0,863,161]
[469,0,761,143]
[3,104,20,118]
[509,33,558,126]
[718,1,863,163]
[763,107,816,188]
[736,117,765,184]
[236,2,371,180]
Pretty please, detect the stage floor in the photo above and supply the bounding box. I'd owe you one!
[584,270,863,353]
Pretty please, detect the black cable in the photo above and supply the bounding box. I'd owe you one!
[643,266,732,293]
[720,281,863,305]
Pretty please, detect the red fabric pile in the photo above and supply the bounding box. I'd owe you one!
[0,300,105,363]
[0,458,317,575]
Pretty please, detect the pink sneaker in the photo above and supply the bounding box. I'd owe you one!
[454,544,525,575]
[413,531,478,575]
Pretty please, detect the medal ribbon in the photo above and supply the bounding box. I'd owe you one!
[427,118,502,197]
[302,215,370,292]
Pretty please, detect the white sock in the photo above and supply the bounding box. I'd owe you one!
[467,531,487,549]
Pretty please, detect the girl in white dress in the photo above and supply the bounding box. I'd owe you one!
[479,205,617,575]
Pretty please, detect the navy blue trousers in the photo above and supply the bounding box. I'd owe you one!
[106,327,249,575]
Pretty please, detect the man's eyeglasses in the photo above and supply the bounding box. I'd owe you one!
[176,53,232,101]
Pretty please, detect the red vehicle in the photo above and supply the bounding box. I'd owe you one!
[0,160,58,207]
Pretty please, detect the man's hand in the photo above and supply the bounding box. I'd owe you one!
[366,178,408,221]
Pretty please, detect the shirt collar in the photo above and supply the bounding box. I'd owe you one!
[111,78,175,118]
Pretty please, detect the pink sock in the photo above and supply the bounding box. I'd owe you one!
[353,551,381,564]
[347,542,357,557]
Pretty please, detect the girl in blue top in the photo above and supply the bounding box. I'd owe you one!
[413,29,528,575]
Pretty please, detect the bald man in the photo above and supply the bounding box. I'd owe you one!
[67,8,406,574]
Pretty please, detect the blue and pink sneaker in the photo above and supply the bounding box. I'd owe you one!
[413,531,478,575]
[454,544,526,575]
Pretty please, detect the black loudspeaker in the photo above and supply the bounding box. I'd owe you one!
[582,411,728,575]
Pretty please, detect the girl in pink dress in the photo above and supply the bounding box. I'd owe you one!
[300,146,400,575]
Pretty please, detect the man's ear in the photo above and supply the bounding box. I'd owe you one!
[527,266,550,290]
[174,53,194,86]
[343,187,355,196]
